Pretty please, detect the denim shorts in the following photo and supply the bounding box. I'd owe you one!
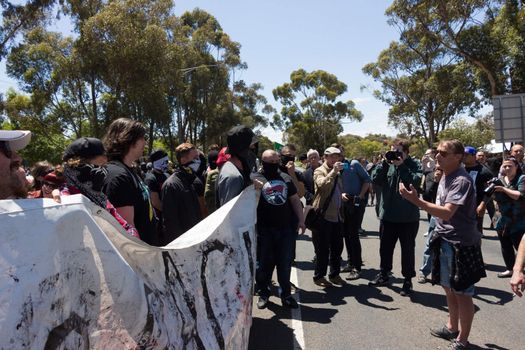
[440,240,475,296]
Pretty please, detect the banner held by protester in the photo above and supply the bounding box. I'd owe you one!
[0,187,257,349]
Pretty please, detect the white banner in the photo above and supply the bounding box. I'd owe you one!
[0,188,257,349]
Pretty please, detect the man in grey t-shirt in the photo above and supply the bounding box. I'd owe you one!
[400,140,481,350]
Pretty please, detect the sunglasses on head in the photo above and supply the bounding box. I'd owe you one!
[0,141,13,159]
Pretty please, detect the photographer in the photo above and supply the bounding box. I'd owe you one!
[369,139,423,296]
[491,157,525,278]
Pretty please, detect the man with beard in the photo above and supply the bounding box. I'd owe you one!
[0,130,31,199]
[161,143,204,243]
[253,150,305,309]
[217,125,259,206]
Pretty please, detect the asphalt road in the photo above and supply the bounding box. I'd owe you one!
[248,206,523,350]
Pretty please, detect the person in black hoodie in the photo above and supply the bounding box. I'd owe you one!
[161,142,203,244]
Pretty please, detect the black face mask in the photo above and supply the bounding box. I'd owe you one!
[262,161,279,177]
[88,164,108,192]
[281,154,295,165]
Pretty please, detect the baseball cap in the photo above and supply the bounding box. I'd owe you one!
[464,146,476,156]
[324,146,341,155]
[63,137,105,161]
[0,130,31,151]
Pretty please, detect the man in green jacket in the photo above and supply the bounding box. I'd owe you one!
[369,139,423,296]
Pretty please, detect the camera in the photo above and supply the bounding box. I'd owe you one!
[385,150,403,162]
[484,177,504,196]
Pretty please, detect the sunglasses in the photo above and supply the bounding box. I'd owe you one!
[0,141,12,159]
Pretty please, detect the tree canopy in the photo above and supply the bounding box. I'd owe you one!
[272,69,363,152]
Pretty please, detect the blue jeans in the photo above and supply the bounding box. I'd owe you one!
[419,216,436,276]
[255,227,295,298]
[440,240,475,296]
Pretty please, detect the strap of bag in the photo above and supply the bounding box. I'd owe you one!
[319,175,339,215]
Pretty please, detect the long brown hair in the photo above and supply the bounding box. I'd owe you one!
[103,118,146,161]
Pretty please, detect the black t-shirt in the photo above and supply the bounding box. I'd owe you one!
[465,163,494,205]
[103,161,156,245]
[254,171,297,229]
[144,170,168,197]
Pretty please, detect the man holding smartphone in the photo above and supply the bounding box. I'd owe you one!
[335,144,371,280]
[369,139,423,296]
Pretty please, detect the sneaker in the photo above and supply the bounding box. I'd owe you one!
[417,274,427,284]
[329,275,346,285]
[313,277,333,287]
[346,269,361,280]
[341,264,353,273]
[449,340,470,350]
[368,272,389,286]
[281,295,299,309]
[430,325,459,340]
[400,279,413,296]
[497,270,512,278]
[257,296,269,310]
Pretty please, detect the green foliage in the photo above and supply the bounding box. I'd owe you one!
[272,69,363,152]
[439,115,495,149]
[3,89,68,164]
[0,0,57,60]
[388,0,525,96]
[363,13,480,147]
[2,1,272,160]
[338,133,391,159]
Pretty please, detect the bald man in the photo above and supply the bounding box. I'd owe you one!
[253,149,305,309]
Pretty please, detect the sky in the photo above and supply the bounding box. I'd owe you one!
[0,0,450,143]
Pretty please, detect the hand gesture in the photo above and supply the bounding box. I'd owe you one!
[510,271,525,297]
[286,161,295,176]
[399,183,418,203]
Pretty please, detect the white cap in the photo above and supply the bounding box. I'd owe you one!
[0,130,31,151]
[324,146,341,155]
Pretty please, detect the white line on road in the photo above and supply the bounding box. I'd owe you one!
[290,266,305,350]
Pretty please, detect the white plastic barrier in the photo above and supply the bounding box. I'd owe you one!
[0,188,257,349]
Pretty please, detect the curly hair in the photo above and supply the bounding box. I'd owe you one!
[103,118,146,161]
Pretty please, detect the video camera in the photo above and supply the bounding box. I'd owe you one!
[484,177,504,196]
[384,150,403,162]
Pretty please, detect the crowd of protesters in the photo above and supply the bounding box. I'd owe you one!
[2,123,525,350]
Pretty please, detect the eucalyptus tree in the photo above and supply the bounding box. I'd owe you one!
[272,69,363,152]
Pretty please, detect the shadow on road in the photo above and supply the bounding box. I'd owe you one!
[469,343,511,350]
[484,263,506,272]
[248,315,296,350]
[474,286,514,306]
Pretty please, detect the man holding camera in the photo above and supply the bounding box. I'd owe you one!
[369,139,423,296]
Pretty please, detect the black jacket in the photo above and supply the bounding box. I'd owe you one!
[161,166,203,244]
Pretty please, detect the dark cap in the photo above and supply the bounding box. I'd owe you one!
[149,149,168,162]
[63,137,105,161]
[226,125,257,154]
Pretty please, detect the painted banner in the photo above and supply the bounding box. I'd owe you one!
[0,187,257,349]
